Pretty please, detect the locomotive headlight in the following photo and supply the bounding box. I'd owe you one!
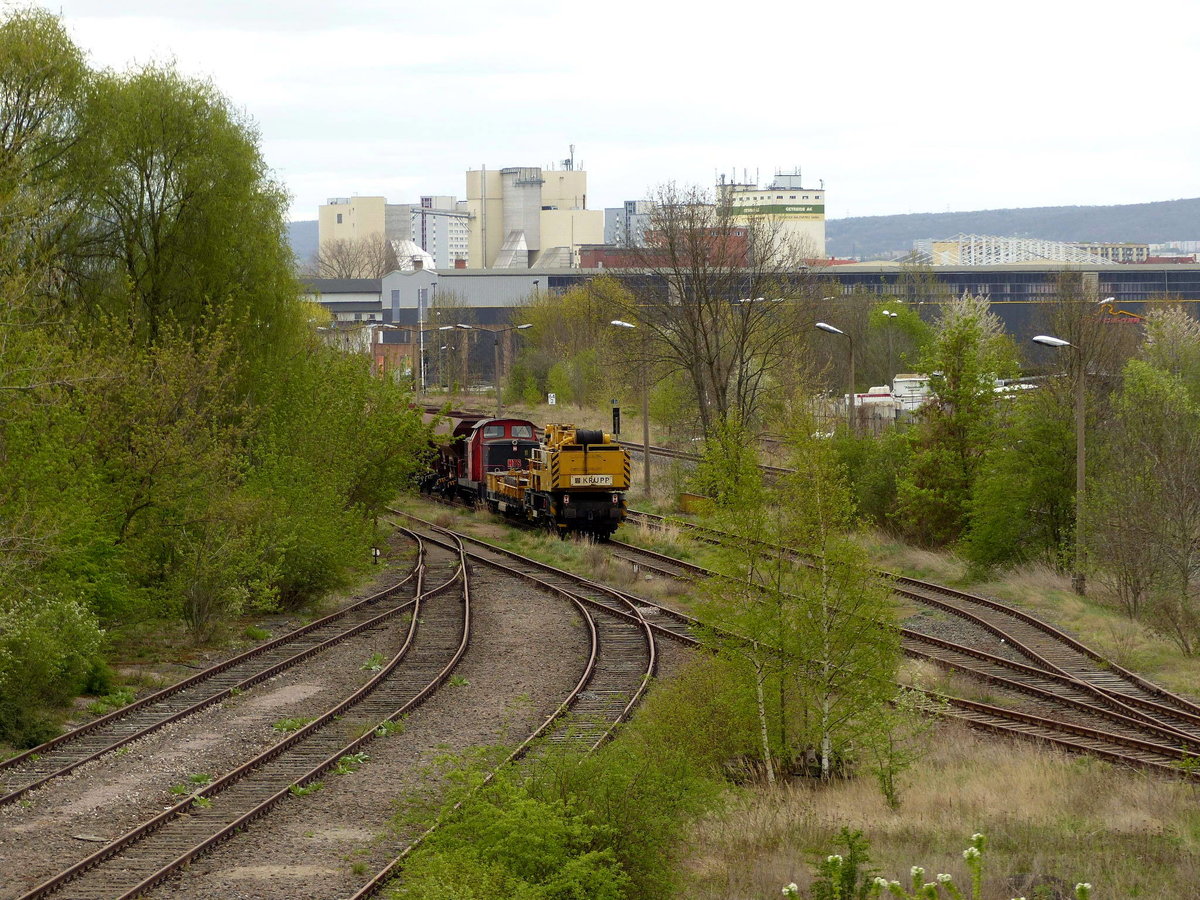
[612,493,618,504]
[563,494,570,504]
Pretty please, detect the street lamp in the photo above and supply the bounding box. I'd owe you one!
[1032,333,1086,596]
[420,324,455,395]
[815,322,855,434]
[416,280,439,397]
[449,324,473,394]
[881,310,899,380]
[493,323,533,417]
[610,319,651,496]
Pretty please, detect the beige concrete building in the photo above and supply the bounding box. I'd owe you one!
[718,169,826,258]
[318,196,392,247]
[465,165,603,268]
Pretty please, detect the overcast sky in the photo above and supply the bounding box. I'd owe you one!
[34,0,1200,223]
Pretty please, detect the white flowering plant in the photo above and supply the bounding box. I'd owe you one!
[801,831,1093,900]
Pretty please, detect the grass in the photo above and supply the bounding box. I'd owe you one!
[289,780,323,797]
[272,716,315,733]
[85,689,135,716]
[332,751,370,775]
[683,721,1200,899]
[243,625,271,641]
[375,719,404,737]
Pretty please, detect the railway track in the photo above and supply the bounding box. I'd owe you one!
[599,526,1200,780]
[623,509,1200,730]
[15,530,472,900]
[610,534,1200,750]
[342,511,663,898]
[0,549,422,809]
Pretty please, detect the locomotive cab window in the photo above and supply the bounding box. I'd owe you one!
[511,425,533,438]
[483,425,505,438]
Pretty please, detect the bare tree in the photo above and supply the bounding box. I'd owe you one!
[309,233,398,279]
[612,182,819,436]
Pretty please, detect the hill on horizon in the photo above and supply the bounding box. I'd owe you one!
[288,220,318,266]
[826,198,1200,260]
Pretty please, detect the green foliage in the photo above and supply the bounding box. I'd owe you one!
[85,689,135,716]
[858,690,938,810]
[697,422,901,784]
[272,716,315,733]
[289,780,323,797]
[831,429,913,530]
[243,625,271,641]
[1091,342,1200,652]
[0,595,103,745]
[963,394,1074,572]
[689,416,765,509]
[895,294,1018,546]
[808,828,878,900]
[81,660,116,695]
[332,752,369,775]
[396,659,734,900]
[395,777,631,900]
[70,63,297,346]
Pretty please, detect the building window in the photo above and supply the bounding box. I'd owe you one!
[337,213,343,224]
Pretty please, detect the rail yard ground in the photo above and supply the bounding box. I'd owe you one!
[396,493,1200,898]
[7,490,1200,897]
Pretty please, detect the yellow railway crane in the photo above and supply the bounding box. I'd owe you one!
[486,424,630,537]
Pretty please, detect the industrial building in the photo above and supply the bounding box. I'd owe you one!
[463,163,604,268]
[717,169,826,258]
[604,199,655,247]
[318,195,470,269]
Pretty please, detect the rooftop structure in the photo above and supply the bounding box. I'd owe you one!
[916,234,1119,266]
[464,162,604,268]
[717,168,826,258]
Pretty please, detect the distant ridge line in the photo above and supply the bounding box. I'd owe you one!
[827,197,1200,261]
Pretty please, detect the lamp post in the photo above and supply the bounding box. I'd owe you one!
[610,319,651,496]
[450,323,473,395]
[815,322,855,434]
[1032,333,1086,596]
[493,323,533,417]
[420,324,455,395]
[881,309,898,379]
[416,280,438,397]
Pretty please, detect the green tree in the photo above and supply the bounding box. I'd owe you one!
[69,63,296,345]
[896,293,1017,546]
[0,7,89,274]
[1091,332,1200,652]
[963,389,1074,571]
[698,423,900,782]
